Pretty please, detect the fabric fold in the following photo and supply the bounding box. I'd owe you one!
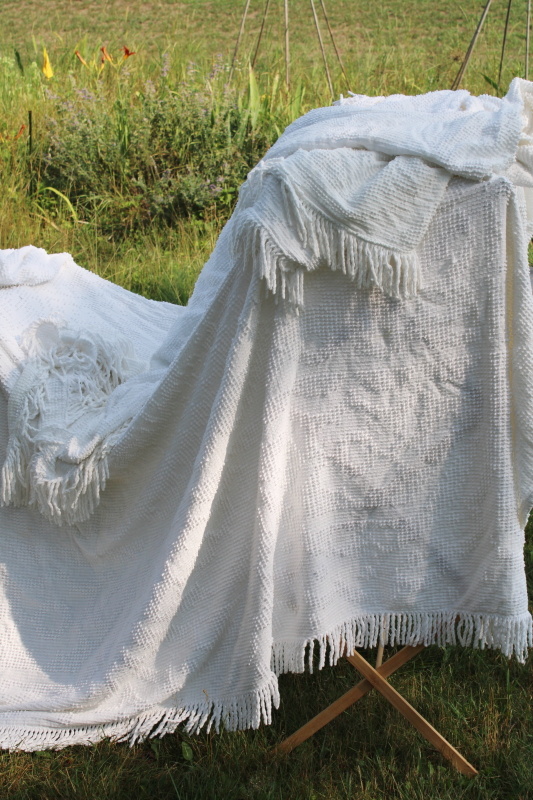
[233,148,451,308]
[265,77,533,180]
[0,81,532,751]
[1,319,144,525]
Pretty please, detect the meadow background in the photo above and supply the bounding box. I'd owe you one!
[1,0,533,797]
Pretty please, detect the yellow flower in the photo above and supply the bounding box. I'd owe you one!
[42,48,53,79]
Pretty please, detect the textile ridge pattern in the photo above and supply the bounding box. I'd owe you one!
[0,80,532,750]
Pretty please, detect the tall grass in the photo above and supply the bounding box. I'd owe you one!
[2,0,533,301]
[0,48,323,300]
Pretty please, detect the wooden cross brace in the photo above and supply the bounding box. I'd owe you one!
[275,645,478,777]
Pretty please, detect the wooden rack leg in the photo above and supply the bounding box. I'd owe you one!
[275,645,424,754]
[347,650,478,777]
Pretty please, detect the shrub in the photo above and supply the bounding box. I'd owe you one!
[38,64,278,236]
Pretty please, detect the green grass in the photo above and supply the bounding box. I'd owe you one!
[2,0,533,96]
[1,0,533,298]
[1,1,533,797]
[1,638,532,798]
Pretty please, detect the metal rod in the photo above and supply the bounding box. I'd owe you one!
[451,0,493,90]
[527,0,531,80]
[28,109,34,195]
[319,0,350,90]
[252,0,271,69]
[498,0,513,88]
[284,0,290,90]
[229,0,252,84]
[28,109,32,157]
[310,0,333,98]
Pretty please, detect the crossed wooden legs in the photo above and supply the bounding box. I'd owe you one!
[275,645,478,777]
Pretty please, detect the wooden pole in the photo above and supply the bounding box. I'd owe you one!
[347,650,478,777]
[229,0,252,84]
[451,0,493,90]
[318,0,350,90]
[284,0,290,90]
[275,645,424,754]
[527,0,531,80]
[310,0,333,98]
[498,0,513,89]
[252,0,271,69]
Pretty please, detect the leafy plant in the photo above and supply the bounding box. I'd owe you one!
[36,63,285,237]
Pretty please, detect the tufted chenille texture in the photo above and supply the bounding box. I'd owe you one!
[0,80,533,750]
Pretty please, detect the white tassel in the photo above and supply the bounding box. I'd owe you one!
[233,203,421,311]
[0,674,280,751]
[271,610,533,675]
[0,319,141,525]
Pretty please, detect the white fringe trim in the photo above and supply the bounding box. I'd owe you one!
[271,610,533,674]
[0,611,529,752]
[0,424,128,526]
[0,319,140,525]
[0,676,280,753]
[233,188,421,310]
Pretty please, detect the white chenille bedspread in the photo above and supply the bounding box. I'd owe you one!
[0,79,532,750]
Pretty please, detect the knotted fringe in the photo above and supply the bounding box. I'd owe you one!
[0,612,529,751]
[0,675,280,752]
[0,425,128,527]
[271,610,533,674]
[233,181,421,311]
[1,320,138,526]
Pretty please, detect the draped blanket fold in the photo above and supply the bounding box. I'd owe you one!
[0,79,533,751]
[232,149,450,307]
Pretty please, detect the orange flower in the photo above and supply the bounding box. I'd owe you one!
[74,50,88,67]
[100,46,113,64]
[121,46,136,59]
[0,124,27,142]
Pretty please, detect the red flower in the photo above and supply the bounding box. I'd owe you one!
[121,46,136,59]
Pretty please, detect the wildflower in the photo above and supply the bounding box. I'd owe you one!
[0,124,26,142]
[161,52,170,78]
[74,50,88,67]
[144,79,155,96]
[75,87,96,102]
[42,48,53,79]
[121,46,136,59]
[100,46,113,64]
[209,54,225,81]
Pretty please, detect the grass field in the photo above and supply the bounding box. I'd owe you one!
[1,1,533,797]
[1,0,533,290]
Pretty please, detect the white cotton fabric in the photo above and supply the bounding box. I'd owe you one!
[233,149,450,306]
[0,79,532,751]
[0,246,68,287]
